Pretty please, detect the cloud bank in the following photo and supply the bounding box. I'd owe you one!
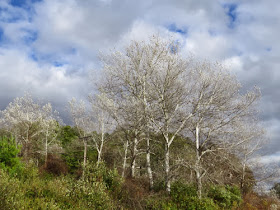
[0,0,279,159]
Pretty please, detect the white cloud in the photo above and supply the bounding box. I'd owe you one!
[260,152,280,164]
[0,0,279,154]
[222,56,243,73]
[0,48,89,122]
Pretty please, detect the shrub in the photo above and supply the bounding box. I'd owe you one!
[145,194,177,210]
[66,177,115,209]
[171,181,197,202]
[0,168,61,209]
[145,194,218,210]
[145,181,219,210]
[0,162,118,209]
[61,148,97,174]
[0,136,23,176]
[185,197,219,210]
[153,179,166,192]
[208,185,242,209]
[58,125,79,147]
[170,181,219,209]
[84,162,122,193]
[41,154,68,176]
[61,151,82,173]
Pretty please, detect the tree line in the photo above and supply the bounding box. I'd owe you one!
[0,36,274,201]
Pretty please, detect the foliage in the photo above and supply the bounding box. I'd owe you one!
[145,195,177,210]
[170,181,197,202]
[58,125,79,147]
[145,194,219,210]
[207,185,242,209]
[0,136,23,176]
[59,126,98,174]
[153,179,166,192]
[185,197,219,210]
[61,147,97,174]
[145,182,242,210]
[84,162,123,193]
[61,150,83,173]
[58,126,81,173]
[170,181,219,209]
[0,154,278,210]
[0,163,116,209]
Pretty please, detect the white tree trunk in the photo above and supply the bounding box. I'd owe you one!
[131,136,138,178]
[146,136,154,189]
[97,112,105,164]
[82,139,87,178]
[45,130,48,166]
[97,132,105,164]
[195,125,202,199]
[122,140,129,178]
[165,141,171,193]
[23,126,30,160]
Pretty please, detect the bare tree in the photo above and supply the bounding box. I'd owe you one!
[121,138,129,178]
[97,37,194,192]
[143,38,194,193]
[40,103,61,166]
[98,93,144,178]
[0,93,61,162]
[89,93,114,165]
[231,124,280,194]
[252,160,280,195]
[68,98,94,177]
[97,41,153,180]
[96,36,263,196]
[0,93,43,159]
[69,95,114,172]
[228,122,264,193]
[181,62,262,198]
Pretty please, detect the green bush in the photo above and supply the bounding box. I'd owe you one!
[171,181,197,202]
[61,146,97,174]
[184,197,219,210]
[208,185,242,209]
[0,162,118,209]
[0,136,23,176]
[145,194,218,210]
[66,177,114,209]
[145,182,219,210]
[58,125,79,147]
[61,151,82,173]
[145,195,177,210]
[0,168,61,209]
[170,181,218,209]
[84,162,122,193]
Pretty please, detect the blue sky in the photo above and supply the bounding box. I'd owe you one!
[0,0,280,166]
[224,3,238,28]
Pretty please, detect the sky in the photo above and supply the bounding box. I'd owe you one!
[0,0,279,163]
